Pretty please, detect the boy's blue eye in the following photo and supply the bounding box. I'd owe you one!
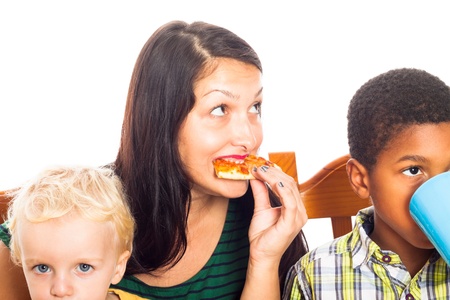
[402,166,422,177]
[78,263,92,273]
[34,264,50,274]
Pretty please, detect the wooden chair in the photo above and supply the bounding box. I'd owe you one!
[269,151,371,238]
[0,190,13,224]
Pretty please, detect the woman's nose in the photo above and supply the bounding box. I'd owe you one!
[231,117,259,151]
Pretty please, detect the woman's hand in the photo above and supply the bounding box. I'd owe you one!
[241,165,307,299]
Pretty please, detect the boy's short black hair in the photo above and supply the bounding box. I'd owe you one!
[347,68,450,170]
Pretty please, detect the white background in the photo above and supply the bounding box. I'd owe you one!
[1,1,450,249]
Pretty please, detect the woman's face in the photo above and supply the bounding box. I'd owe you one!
[178,58,263,199]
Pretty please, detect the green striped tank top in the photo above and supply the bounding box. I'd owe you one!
[110,198,251,299]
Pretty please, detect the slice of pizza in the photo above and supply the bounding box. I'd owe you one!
[213,154,279,180]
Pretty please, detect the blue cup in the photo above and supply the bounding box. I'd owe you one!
[410,172,450,265]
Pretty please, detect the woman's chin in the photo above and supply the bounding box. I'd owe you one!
[220,180,249,199]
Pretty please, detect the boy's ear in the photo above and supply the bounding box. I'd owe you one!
[346,158,370,200]
[111,250,131,285]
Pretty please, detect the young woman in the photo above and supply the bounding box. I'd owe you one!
[0,20,308,299]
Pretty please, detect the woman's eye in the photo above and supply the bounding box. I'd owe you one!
[77,263,93,273]
[402,166,422,177]
[249,102,262,115]
[211,105,226,116]
[34,264,50,274]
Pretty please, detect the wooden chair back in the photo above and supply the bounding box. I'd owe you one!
[269,151,371,238]
[0,190,13,224]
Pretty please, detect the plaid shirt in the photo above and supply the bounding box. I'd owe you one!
[283,207,450,300]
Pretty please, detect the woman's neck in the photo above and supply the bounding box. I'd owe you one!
[134,194,229,287]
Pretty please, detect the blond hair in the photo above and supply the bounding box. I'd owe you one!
[8,166,135,265]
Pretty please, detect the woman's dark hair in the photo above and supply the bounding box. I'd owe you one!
[348,68,450,170]
[114,21,307,284]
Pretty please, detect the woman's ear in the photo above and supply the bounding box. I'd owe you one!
[111,250,131,285]
[346,158,370,200]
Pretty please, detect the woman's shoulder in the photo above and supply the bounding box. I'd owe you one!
[0,237,30,299]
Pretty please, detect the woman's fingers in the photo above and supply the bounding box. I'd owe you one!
[249,168,272,212]
[251,165,307,229]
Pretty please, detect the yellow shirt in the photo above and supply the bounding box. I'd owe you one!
[109,288,149,300]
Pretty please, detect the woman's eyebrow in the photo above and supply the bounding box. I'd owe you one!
[203,89,238,99]
[255,87,263,98]
[202,86,263,100]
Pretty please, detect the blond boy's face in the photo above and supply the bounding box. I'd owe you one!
[368,122,450,250]
[17,213,129,300]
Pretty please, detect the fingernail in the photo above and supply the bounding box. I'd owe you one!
[260,165,269,172]
[278,181,284,187]
[252,166,257,172]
